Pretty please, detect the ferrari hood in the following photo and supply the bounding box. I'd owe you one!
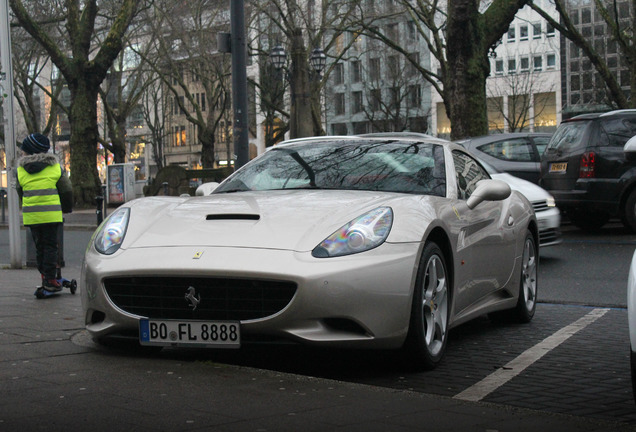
[122,190,415,252]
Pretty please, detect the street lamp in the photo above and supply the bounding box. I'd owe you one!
[309,48,327,75]
[269,45,326,75]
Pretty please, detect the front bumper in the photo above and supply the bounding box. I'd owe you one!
[81,242,421,349]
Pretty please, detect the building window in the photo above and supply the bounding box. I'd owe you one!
[520,24,528,41]
[386,23,399,42]
[495,59,504,75]
[407,21,417,40]
[532,22,542,39]
[333,63,344,85]
[406,52,419,77]
[172,125,186,147]
[332,123,348,135]
[546,22,555,37]
[351,60,362,83]
[533,55,543,71]
[507,25,515,42]
[335,93,345,115]
[369,58,380,81]
[520,56,529,71]
[351,91,363,113]
[547,53,556,69]
[408,85,421,108]
[370,89,381,111]
[508,58,516,74]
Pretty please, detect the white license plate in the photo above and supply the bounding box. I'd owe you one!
[139,319,240,348]
[549,162,567,173]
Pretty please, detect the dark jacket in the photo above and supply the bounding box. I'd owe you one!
[17,153,73,214]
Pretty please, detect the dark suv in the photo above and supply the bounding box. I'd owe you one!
[540,109,636,231]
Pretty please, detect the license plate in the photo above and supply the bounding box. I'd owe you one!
[549,162,567,173]
[139,319,240,348]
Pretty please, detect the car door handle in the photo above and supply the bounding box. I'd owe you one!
[508,215,514,226]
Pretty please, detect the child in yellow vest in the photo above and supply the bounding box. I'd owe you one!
[16,133,73,291]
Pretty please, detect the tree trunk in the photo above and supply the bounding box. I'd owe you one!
[68,83,102,207]
[289,29,314,139]
[445,0,490,140]
[199,125,216,168]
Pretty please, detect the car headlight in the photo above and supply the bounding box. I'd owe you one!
[546,196,556,207]
[94,207,130,255]
[312,207,393,258]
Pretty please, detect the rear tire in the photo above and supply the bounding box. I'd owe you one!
[405,242,450,370]
[489,230,537,323]
[515,231,538,323]
[568,209,609,231]
[622,190,636,233]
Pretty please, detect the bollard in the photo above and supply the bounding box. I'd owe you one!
[162,182,169,196]
[0,188,6,224]
[96,195,104,225]
[101,184,107,219]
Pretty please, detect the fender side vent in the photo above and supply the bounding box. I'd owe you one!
[206,214,260,220]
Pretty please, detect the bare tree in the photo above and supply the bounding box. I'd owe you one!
[356,48,430,132]
[357,0,531,139]
[140,0,232,169]
[250,0,362,138]
[531,0,634,109]
[10,0,145,207]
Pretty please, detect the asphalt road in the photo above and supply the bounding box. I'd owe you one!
[2,221,636,426]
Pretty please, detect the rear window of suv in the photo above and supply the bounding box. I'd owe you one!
[545,120,589,153]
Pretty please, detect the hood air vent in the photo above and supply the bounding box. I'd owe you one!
[206,214,260,221]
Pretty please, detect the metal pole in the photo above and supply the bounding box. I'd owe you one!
[230,0,249,169]
[0,0,22,268]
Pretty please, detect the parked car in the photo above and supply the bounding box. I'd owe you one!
[540,109,636,231]
[82,136,538,369]
[627,249,636,403]
[479,160,561,247]
[457,133,552,184]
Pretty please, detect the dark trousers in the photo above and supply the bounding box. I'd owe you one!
[29,223,61,280]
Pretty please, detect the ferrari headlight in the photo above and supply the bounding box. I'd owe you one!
[312,207,393,258]
[94,207,130,255]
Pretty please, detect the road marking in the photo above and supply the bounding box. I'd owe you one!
[453,308,609,402]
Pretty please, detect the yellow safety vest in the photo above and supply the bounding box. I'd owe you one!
[17,164,63,225]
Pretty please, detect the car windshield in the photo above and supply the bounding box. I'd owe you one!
[215,140,447,196]
[545,120,589,153]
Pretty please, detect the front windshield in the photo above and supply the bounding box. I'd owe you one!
[215,140,447,196]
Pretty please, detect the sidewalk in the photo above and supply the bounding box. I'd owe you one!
[0,268,633,431]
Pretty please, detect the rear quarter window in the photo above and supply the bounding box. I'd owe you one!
[600,118,636,147]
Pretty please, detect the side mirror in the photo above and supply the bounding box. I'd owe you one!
[625,136,636,162]
[195,182,220,196]
[466,179,511,209]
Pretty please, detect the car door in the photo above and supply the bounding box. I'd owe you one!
[450,150,517,315]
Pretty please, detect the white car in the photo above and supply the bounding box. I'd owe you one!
[81,136,538,369]
[628,249,636,402]
[479,160,561,247]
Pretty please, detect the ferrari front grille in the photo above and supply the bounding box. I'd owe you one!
[104,276,297,321]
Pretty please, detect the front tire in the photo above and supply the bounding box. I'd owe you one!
[405,242,450,370]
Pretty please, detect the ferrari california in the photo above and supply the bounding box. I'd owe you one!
[81,137,538,369]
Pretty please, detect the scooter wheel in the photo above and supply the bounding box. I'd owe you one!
[70,279,77,294]
[35,288,46,299]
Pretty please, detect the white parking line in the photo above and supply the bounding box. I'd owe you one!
[453,308,610,402]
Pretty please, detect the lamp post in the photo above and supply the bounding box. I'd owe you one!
[269,37,326,139]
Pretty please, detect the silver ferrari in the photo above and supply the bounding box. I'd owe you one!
[81,137,538,369]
